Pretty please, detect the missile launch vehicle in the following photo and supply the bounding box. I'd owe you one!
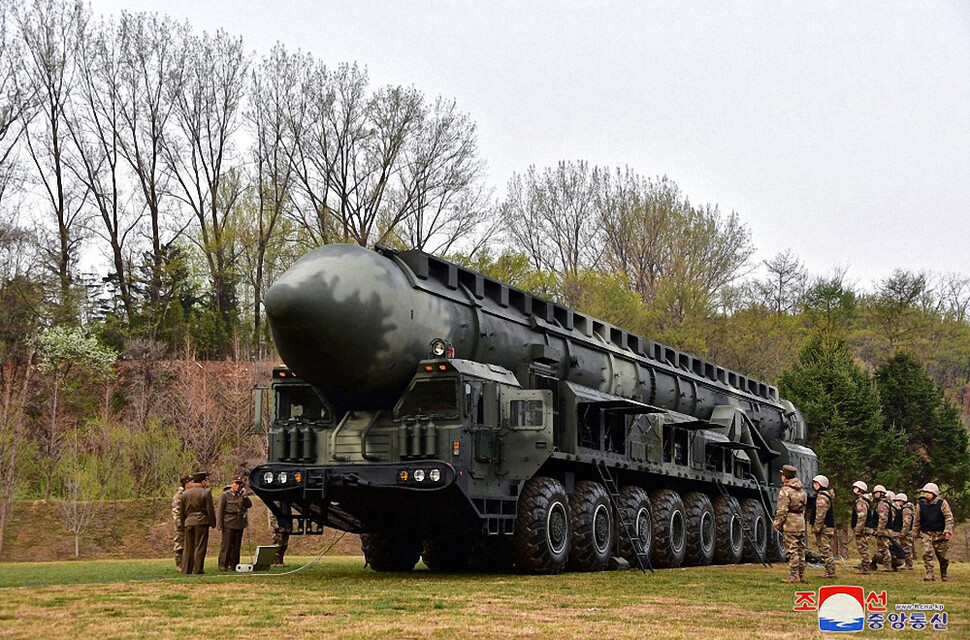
[250,244,817,573]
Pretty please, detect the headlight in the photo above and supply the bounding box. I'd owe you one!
[429,468,441,482]
[413,469,426,482]
[429,338,448,357]
[278,471,288,484]
[263,471,274,484]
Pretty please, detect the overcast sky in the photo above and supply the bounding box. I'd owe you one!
[89,0,970,289]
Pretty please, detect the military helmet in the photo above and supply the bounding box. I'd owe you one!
[921,482,940,496]
[812,474,829,488]
[852,480,867,492]
[894,492,907,503]
[885,491,895,501]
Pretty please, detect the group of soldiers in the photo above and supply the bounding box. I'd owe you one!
[172,472,290,573]
[774,464,955,583]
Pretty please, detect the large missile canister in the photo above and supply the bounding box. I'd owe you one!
[264,244,806,444]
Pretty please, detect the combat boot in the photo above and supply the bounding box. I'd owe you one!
[781,573,801,583]
[923,574,935,582]
[822,571,837,579]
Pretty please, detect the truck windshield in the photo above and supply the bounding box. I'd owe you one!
[276,384,327,421]
[398,378,459,418]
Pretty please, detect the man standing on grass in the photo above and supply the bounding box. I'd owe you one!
[851,481,873,575]
[172,474,192,570]
[913,482,954,582]
[180,471,216,575]
[217,475,252,572]
[773,464,807,583]
[895,492,915,570]
[270,513,290,566]
[872,485,896,572]
[807,474,836,579]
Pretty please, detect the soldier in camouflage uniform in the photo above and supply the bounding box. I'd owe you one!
[271,513,290,566]
[808,474,836,578]
[894,492,915,570]
[872,485,896,572]
[773,464,807,583]
[912,482,955,582]
[851,480,874,575]
[172,474,192,569]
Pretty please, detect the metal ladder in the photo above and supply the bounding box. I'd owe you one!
[714,478,771,567]
[595,460,653,573]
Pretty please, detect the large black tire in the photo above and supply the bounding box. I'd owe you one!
[740,498,768,563]
[712,494,744,564]
[567,481,613,572]
[683,492,716,566]
[617,485,653,569]
[650,489,687,568]
[767,528,787,563]
[511,476,571,574]
[422,535,473,572]
[361,533,422,572]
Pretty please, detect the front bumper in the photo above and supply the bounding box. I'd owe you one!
[249,462,464,535]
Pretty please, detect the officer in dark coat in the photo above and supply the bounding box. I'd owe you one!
[217,475,253,571]
[180,471,216,574]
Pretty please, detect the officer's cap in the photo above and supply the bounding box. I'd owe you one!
[921,482,940,496]
[191,471,208,483]
[231,475,246,485]
[812,474,829,488]
[180,474,192,486]
[781,464,798,478]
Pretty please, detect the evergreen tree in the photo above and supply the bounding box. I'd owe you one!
[778,334,911,516]
[876,353,970,516]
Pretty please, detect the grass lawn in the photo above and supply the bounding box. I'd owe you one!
[0,556,966,639]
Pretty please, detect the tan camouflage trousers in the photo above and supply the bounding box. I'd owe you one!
[814,528,835,575]
[173,527,184,567]
[784,531,806,578]
[920,532,949,579]
[854,528,872,569]
[874,534,893,569]
[901,532,914,568]
[272,529,289,565]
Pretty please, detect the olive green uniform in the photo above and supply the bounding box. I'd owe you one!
[774,476,807,581]
[913,496,955,581]
[180,485,216,574]
[217,487,252,571]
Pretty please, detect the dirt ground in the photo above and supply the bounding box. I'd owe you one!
[0,497,361,562]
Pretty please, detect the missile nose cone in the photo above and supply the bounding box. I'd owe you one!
[265,244,417,410]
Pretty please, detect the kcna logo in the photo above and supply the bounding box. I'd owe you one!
[817,586,866,633]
